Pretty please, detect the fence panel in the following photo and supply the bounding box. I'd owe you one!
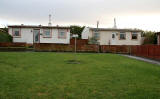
[0,43,26,47]
[131,45,160,60]
[100,45,130,54]
[70,39,88,45]
[34,43,99,52]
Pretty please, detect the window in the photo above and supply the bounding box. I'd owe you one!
[120,32,126,40]
[93,32,100,40]
[58,30,66,39]
[43,29,51,38]
[112,34,115,38]
[13,28,20,37]
[132,32,138,40]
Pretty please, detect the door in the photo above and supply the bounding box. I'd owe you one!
[33,29,40,43]
[111,33,116,45]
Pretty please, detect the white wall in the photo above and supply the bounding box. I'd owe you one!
[88,30,142,45]
[81,27,90,39]
[9,27,70,44]
[158,35,160,45]
[9,28,33,44]
[40,29,70,44]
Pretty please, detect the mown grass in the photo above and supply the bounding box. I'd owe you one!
[0,52,160,99]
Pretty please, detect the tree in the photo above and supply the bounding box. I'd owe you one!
[143,31,157,45]
[70,25,85,39]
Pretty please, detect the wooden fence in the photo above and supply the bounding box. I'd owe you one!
[100,45,131,53]
[100,45,160,60]
[0,43,27,47]
[70,39,88,45]
[130,45,160,60]
[0,42,160,60]
[0,43,27,51]
[34,43,99,52]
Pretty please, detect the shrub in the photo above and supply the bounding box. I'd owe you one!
[143,31,157,45]
[0,32,13,42]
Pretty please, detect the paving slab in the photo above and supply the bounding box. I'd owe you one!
[121,54,160,65]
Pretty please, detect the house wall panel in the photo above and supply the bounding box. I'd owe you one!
[40,28,70,44]
[158,34,160,45]
[8,28,33,44]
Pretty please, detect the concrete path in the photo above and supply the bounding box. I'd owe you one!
[121,54,160,65]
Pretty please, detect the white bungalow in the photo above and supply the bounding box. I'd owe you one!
[8,25,70,44]
[82,27,143,45]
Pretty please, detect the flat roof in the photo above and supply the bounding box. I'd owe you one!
[90,28,143,32]
[8,25,70,29]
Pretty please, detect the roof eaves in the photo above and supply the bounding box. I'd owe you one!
[90,28,143,32]
[8,25,70,29]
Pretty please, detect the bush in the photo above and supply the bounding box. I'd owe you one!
[0,32,13,42]
[70,25,85,39]
[143,31,157,45]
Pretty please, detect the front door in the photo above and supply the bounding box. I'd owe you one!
[33,29,40,43]
[111,33,116,45]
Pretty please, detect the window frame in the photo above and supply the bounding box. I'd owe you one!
[58,29,67,39]
[131,32,138,40]
[43,29,52,38]
[119,32,126,40]
[12,28,21,38]
[112,34,115,39]
[93,31,100,40]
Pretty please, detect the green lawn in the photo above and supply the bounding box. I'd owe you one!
[0,52,160,99]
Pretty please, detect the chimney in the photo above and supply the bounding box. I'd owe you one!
[113,18,117,28]
[48,14,52,26]
[97,21,99,28]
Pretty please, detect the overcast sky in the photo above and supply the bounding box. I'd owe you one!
[0,0,160,31]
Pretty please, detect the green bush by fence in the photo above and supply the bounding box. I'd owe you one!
[0,32,12,42]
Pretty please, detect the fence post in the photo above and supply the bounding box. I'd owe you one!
[153,45,155,59]
[129,46,131,55]
[147,45,149,58]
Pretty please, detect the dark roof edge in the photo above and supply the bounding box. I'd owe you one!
[90,28,143,32]
[8,25,70,29]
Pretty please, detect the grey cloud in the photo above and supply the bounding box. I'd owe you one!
[0,0,160,30]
